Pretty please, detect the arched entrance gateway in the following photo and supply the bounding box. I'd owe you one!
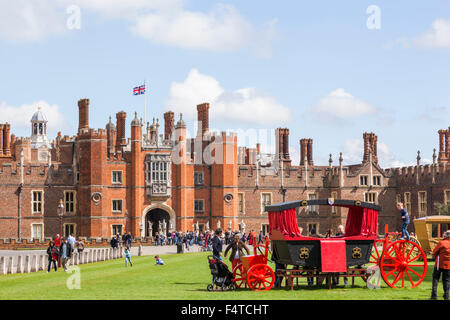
[142,204,176,237]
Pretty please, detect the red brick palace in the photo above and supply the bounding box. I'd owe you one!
[0,99,449,240]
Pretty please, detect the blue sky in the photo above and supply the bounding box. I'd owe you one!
[0,0,449,167]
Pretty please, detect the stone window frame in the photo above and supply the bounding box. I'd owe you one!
[308,223,319,236]
[64,190,76,214]
[404,192,412,213]
[359,174,369,186]
[330,191,338,214]
[151,161,169,183]
[238,192,245,214]
[364,191,378,204]
[194,171,204,186]
[31,223,44,240]
[372,175,382,186]
[418,191,427,217]
[112,199,123,213]
[112,170,123,184]
[260,192,272,214]
[111,224,124,237]
[396,194,402,204]
[307,192,318,214]
[261,223,269,236]
[63,223,77,237]
[444,189,450,207]
[194,199,204,213]
[31,190,44,214]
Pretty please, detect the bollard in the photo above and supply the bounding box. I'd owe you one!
[138,245,142,256]
[8,256,15,274]
[18,256,24,273]
[40,255,46,271]
[0,256,6,275]
[25,255,31,273]
[33,255,39,272]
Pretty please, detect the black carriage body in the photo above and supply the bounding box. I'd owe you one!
[272,239,373,269]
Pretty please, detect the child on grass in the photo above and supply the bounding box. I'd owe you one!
[125,246,133,267]
[155,255,164,265]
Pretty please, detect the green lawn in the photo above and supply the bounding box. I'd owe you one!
[0,252,440,300]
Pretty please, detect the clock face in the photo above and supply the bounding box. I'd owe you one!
[39,151,48,161]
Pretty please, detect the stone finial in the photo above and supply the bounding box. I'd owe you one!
[417,150,421,165]
[339,152,343,164]
[433,148,437,164]
[328,153,333,167]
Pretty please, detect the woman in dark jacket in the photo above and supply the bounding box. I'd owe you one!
[224,233,250,270]
[47,241,59,272]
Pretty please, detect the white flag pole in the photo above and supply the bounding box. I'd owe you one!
[144,80,147,126]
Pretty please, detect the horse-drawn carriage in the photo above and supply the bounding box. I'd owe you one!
[231,198,428,291]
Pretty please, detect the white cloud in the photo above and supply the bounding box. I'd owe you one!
[166,69,291,126]
[0,1,66,42]
[310,88,378,123]
[130,3,275,55]
[0,1,276,56]
[0,101,68,135]
[415,19,450,48]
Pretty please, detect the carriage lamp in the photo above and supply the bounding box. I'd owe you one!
[57,199,64,238]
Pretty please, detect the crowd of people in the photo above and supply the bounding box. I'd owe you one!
[150,229,268,252]
[46,233,85,272]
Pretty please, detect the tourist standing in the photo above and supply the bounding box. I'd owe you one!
[124,246,133,267]
[76,238,85,257]
[211,228,224,284]
[224,233,250,270]
[110,236,117,249]
[47,241,59,272]
[60,238,72,271]
[430,230,450,300]
[67,234,76,253]
[396,202,410,240]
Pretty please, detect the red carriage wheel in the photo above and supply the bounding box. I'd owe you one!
[379,240,427,288]
[246,264,275,291]
[369,239,385,266]
[232,263,246,288]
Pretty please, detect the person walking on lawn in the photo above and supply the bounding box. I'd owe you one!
[124,246,133,267]
[430,230,450,300]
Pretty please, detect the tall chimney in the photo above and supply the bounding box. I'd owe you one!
[3,123,10,156]
[307,139,313,165]
[363,132,378,163]
[164,111,175,140]
[197,103,210,138]
[0,124,3,156]
[78,99,90,132]
[300,139,307,165]
[446,128,450,161]
[282,129,290,160]
[276,128,284,160]
[116,111,127,150]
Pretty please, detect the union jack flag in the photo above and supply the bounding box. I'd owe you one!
[133,84,146,95]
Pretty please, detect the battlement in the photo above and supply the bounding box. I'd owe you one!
[78,128,107,139]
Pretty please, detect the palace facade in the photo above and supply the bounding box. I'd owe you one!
[0,99,449,240]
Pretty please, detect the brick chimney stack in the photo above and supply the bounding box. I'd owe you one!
[300,139,307,165]
[307,138,313,165]
[363,132,378,164]
[116,111,127,150]
[276,128,290,160]
[164,111,175,140]
[438,128,449,163]
[300,138,313,165]
[78,99,90,132]
[3,123,10,156]
[197,103,210,138]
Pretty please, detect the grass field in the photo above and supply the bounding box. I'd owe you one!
[0,251,441,300]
